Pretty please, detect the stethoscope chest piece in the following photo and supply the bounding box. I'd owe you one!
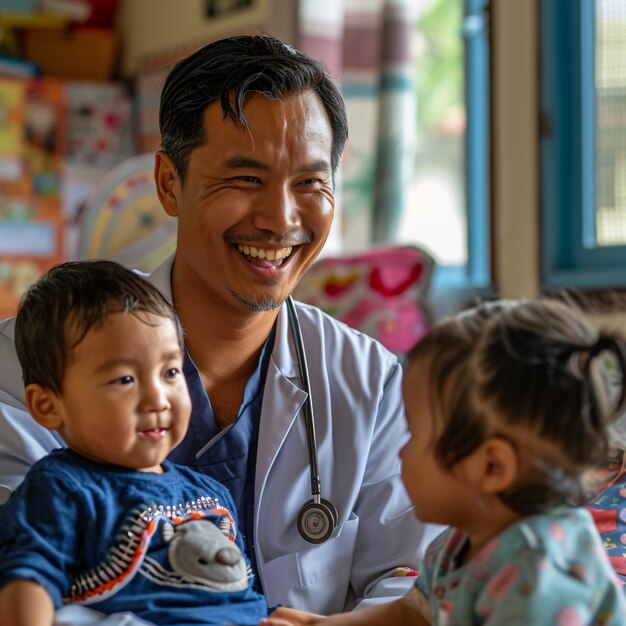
[286,295,339,544]
[297,498,339,544]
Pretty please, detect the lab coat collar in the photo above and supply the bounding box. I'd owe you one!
[0,317,26,410]
[272,300,301,380]
[148,254,175,305]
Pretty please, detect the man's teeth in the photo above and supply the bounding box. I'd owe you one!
[237,245,293,260]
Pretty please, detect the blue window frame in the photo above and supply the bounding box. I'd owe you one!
[540,0,626,288]
[434,0,491,290]
[464,0,491,288]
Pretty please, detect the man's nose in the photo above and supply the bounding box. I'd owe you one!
[252,183,302,233]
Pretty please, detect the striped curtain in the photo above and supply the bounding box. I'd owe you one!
[297,0,417,251]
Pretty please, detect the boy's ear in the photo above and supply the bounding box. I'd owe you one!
[154,150,180,218]
[24,384,64,431]
[470,437,519,494]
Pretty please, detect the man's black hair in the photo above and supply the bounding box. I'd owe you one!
[159,34,348,184]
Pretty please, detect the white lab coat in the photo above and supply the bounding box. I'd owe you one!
[0,255,440,625]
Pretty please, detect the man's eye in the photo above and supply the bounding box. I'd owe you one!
[299,178,322,186]
[235,176,261,184]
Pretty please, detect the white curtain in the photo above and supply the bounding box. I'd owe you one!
[297,0,417,252]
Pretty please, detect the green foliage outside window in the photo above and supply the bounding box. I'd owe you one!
[416,0,464,132]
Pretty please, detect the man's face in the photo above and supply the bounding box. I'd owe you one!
[156,91,335,313]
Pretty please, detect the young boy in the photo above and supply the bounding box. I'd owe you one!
[0,260,268,626]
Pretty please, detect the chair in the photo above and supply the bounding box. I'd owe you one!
[293,245,435,356]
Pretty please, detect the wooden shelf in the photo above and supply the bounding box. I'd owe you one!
[0,12,68,29]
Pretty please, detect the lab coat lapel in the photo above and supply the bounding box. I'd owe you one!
[254,303,307,518]
[0,318,26,410]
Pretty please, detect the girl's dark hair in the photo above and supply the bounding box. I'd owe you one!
[159,34,348,185]
[408,299,626,516]
[15,260,183,394]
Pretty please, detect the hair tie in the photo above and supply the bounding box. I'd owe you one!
[589,334,626,411]
[567,350,587,379]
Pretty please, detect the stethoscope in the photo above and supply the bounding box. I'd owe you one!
[286,295,339,544]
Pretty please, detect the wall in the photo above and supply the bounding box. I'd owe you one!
[491,0,539,299]
[117,0,296,76]
[490,1,626,335]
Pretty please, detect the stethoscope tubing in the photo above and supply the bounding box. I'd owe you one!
[285,295,322,503]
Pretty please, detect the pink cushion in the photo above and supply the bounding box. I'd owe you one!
[294,245,434,355]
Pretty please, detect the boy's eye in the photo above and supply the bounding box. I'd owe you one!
[164,368,181,379]
[112,375,134,385]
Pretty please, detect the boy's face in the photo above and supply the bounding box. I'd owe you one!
[400,360,477,527]
[46,311,190,473]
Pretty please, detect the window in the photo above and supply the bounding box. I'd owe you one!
[540,0,626,288]
[399,0,491,289]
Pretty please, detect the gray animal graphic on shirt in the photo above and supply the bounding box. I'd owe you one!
[161,517,249,592]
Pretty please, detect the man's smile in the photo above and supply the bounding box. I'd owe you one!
[236,244,293,261]
[235,244,297,270]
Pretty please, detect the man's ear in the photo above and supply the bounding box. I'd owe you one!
[471,437,519,494]
[155,150,180,218]
[24,384,64,431]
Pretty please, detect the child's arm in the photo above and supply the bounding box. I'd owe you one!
[261,587,431,626]
[0,580,54,626]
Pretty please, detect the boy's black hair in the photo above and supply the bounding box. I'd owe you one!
[159,34,348,185]
[407,299,626,515]
[15,260,183,394]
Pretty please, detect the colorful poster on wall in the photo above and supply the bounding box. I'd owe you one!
[65,82,134,169]
[0,193,64,319]
[0,79,26,184]
[0,78,65,320]
[23,79,65,196]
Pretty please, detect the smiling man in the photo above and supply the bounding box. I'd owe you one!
[0,35,437,623]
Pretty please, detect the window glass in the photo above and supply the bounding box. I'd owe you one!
[595,0,626,246]
[399,0,467,267]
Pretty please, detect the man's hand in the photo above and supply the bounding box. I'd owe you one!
[260,588,431,626]
[261,606,327,625]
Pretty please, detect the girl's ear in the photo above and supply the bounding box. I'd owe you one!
[24,384,64,431]
[154,150,180,218]
[471,437,519,494]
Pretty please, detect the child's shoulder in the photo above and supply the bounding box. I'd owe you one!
[462,509,626,623]
[27,447,79,477]
[5,448,87,509]
[508,507,597,553]
[479,507,605,576]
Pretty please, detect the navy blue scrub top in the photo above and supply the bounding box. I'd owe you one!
[167,326,276,593]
